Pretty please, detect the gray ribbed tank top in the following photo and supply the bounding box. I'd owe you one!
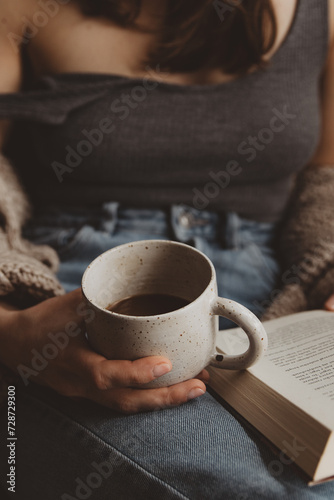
[0,0,329,222]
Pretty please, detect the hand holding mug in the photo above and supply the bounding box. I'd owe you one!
[82,240,268,388]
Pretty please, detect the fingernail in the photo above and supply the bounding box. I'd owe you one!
[188,388,205,401]
[153,363,172,378]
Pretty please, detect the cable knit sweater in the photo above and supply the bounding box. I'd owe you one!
[0,155,64,302]
[262,165,334,320]
[0,153,64,404]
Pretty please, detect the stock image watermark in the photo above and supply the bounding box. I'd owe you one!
[51,65,167,183]
[252,245,325,316]
[234,437,307,500]
[16,301,95,386]
[6,386,16,494]
[16,264,138,386]
[61,453,115,500]
[6,0,71,52]
[268,438,307,477]
[213,0,244,22]
[192,105,297,210]
[61,419,153,499]
[51,118,115,183]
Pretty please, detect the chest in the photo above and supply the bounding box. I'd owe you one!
[25,0,299,86]
[26,68,321,187]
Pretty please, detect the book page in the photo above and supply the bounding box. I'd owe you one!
[216,310,334,429]
[264,315,334,401]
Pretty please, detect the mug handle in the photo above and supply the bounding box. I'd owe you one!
[209,297,268,370]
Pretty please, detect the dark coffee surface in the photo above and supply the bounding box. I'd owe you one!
[107,293,190,316]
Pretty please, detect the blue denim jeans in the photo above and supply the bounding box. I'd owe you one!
[24,203,280,326]
[1,203,333,499]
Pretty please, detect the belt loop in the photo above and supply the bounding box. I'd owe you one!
[224,212,240,249]
[101,202,119,233]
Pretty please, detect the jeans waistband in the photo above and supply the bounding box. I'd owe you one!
[31,203,279,250]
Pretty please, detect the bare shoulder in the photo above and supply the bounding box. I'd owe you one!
[0,0,31,93]
[0,0,38,30]
[0,0,46,91]
[0,0,74,80]
[0,0,50,47]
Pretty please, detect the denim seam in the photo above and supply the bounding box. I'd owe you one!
[23,391,191,500]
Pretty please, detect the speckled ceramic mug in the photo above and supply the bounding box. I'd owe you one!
[82,240,268,387]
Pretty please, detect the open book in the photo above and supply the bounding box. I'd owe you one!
[207,310,334,485]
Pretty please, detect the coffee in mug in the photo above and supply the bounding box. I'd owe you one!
[106,293,190,316]
[82,240,268,388]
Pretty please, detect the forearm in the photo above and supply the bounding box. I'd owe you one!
[263,164,334,319]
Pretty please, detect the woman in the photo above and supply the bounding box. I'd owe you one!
[0,0,334,498]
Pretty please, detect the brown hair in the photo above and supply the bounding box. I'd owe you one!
[80,0,277,75]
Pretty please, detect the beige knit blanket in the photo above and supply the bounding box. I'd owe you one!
[0,154,64,404]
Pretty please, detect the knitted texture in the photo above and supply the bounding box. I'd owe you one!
[262,165,334,320]
[0,154,64,405]
[0,154,64,302]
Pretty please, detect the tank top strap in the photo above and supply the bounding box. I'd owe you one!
[273,0,329,73]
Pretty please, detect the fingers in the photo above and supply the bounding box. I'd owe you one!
[56,323,209,414]
[72,344,208,414]
[324,294,334,311]
[94,357,174,389]
[93,379,207,414]
[72,336,173,389]
[79,351,174,390]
